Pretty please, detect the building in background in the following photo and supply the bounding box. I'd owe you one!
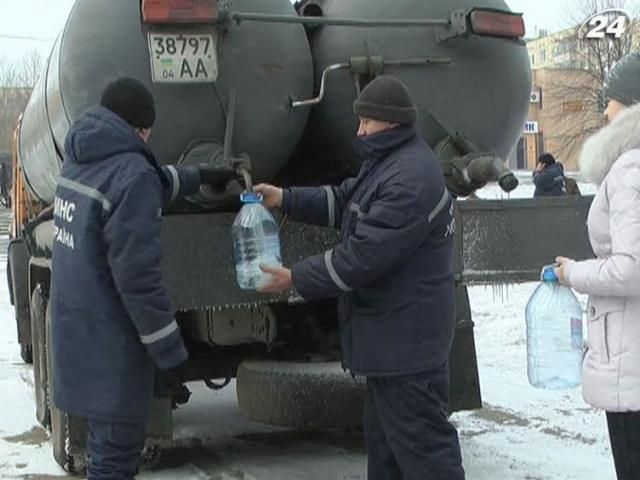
[508,18,639,172]
[522,68,602,171]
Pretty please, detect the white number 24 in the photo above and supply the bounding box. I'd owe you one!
[586,15,627,39]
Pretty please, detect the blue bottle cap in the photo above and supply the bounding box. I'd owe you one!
[240,192,263,204]
[542,266,558,282]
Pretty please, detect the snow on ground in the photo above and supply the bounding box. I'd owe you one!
[458,283,613,480]
[0,179,618,479]
[0,242,66,479]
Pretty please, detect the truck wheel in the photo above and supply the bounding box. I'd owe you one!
[236,360,366,429]
[45,301,87,474]
[20,344,33,363]
[30,284,50,428]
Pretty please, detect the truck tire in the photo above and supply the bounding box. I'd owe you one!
[45,302,87,474]
[8,240,32,364]
[236,360,366,429]
[30,284,50,428]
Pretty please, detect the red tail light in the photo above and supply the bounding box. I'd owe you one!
[470,10,526,39]
[142,0,218,24]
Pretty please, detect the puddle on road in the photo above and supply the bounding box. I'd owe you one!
[155,446,247,479]
[157,431,365,479]
[15,476,69,480]
[460,428,492,439]
[471,404,530,427]
[468,404,598,446]
[540,426,597,445]
[235,429,365,453]
[3,426,48,446]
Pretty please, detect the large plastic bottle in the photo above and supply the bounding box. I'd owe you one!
[232,192,283,290]
[525,265,583,389]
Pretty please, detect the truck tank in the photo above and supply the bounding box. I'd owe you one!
[295,0,531,190]
[18,0,313,204]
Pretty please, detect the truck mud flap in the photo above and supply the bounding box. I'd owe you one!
[161,213,338,311]
[449,285,481,412]
[8,239,32,346]
[454,195,594,284]
[162,196,594,310]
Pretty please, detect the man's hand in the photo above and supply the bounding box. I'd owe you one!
[257,265,293,294]
[254,184,284,209]
[555,256,572,285]
[160,365,191,408]
[198,164,240,189]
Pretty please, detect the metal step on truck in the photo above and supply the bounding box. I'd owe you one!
[6,0,595,472]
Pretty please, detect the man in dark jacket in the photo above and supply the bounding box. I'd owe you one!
[256,76,464,480]
[51,77,237,479]
[533,152,566,197]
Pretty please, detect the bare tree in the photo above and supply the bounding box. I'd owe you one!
[540,0,638,162]
[569,0,637,82]
[0,50,44,153]
[17,50,44,89]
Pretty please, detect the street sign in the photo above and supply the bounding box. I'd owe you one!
[523,121,538,134]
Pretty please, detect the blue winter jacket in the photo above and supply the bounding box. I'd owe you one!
[285,126,456,376]
[51,106,200,422]
[533,162,566,197]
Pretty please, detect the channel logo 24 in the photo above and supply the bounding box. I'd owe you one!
[581,9,631,39]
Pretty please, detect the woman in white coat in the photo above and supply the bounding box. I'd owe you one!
[556,52,640,480]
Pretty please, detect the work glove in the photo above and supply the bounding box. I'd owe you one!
[198,164,240,189]
[164,365,184,390]
[158,365,191,408]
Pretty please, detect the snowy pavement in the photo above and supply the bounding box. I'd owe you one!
[0,177,618,479]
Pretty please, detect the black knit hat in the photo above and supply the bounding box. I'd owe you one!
[100,77,156,129]
[353,75,417,125]
[538,152,556,166]
[602,52,640,106]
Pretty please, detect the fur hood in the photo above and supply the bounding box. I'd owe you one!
[579,103,640,185]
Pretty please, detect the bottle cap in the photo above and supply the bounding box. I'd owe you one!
[542,266,558,282]
[240,192,263,204]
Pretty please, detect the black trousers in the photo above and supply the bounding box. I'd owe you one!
[607,411,640,480]
[86,417,147,480]
[364,365,465,480]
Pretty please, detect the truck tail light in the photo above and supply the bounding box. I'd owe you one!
[142,0,218,24]
[470,9,526,39]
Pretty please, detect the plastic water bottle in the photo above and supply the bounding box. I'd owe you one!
[525,265,583,389]
[232,192,282,290]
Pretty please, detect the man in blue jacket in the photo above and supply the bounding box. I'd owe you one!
[256,76,464,480]
[533,152,566,197]
[51,77,237,479]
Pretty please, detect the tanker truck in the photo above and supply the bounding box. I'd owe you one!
[7,0,533,471]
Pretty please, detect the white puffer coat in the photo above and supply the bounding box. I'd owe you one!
[565,103,640,412]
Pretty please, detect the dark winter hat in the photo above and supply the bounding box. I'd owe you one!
[100,77,156,129]
[538,152,556,166]
[353,75,417,125]
[602,52,640,106]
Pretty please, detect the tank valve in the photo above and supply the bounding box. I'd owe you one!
[498,172,519,193]
[442,152,519,197]
[298,1,324,24]
[239,168,253,193]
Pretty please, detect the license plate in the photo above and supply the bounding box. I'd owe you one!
[148,32,218,83]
